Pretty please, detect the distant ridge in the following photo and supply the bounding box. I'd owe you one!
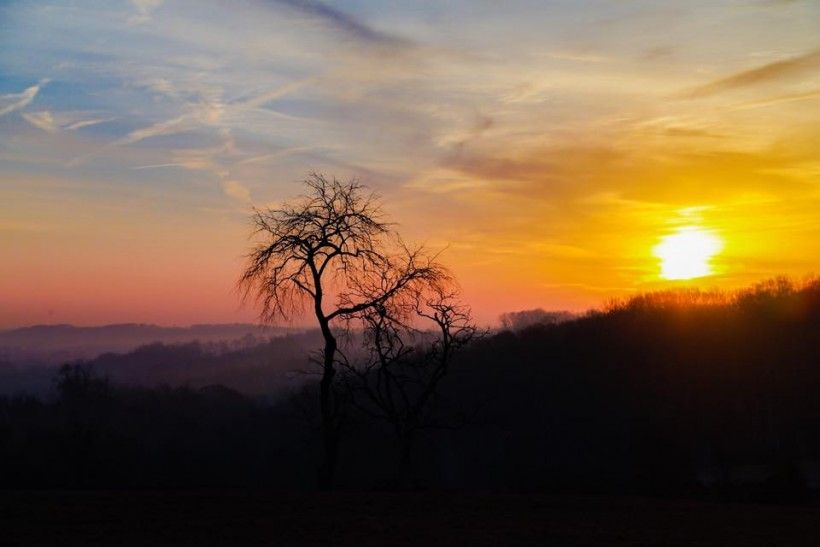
[1,322,286,335]
[0,323,301,365]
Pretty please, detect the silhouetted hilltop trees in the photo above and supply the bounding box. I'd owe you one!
[1,277,818,495]
[438,277,820,494]
[499,309,575,332]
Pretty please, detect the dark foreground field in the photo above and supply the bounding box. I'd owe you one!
[3,491,820,546]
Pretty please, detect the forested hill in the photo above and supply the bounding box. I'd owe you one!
[437,277,820,492]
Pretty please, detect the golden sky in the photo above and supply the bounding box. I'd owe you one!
[1,0,819,327]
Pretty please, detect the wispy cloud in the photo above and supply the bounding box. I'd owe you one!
[22,111,57,133]
[230,78,315,110]
[0,80,48,117]
[236,146,317,166]
[269,0,412,49]
[113,78,312,149]
[130,163,186,170]
[220,179,251,202]
[115,114,192,146]
[728,88,820,110]
[685,48,820,98]
[130,128,253,202]
[128,0,163,25]
[23,110,115,133]
[64,117,116,130]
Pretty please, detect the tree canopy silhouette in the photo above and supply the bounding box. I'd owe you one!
[239,173,448,489]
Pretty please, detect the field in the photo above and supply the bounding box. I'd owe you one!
[3,491,820,546]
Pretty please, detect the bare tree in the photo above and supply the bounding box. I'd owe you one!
[341,284,478,488]
[239,173,446,489]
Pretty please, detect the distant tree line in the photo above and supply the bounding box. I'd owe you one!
[499,309,575,332]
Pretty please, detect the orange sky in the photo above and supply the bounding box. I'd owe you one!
[1,1,819,328]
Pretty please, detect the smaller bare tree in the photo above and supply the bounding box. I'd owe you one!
[239,173,447,490]
[341,283,478,488]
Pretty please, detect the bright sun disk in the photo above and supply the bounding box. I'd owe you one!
[653,227,723,280]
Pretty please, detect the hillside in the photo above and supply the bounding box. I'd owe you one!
[1,278,818,494]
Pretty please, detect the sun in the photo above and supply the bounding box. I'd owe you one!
[653,227,723,280]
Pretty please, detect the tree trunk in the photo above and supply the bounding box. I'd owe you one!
[318,323,338,491]
[396,428,415,490]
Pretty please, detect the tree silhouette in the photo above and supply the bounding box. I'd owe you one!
[239,173,446,489]
[341,284,477,487]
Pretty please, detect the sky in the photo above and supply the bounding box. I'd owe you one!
[1,0,819,328]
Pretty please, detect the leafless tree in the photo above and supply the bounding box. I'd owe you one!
[239,173,446,489]
[340,283,478,487]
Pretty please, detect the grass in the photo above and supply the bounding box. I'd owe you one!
[3,491,820,546]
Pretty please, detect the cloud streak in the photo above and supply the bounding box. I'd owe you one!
[23,110,115,133]
[128,0,163,25]
[269,0,412,49]
[728,88,820,110]
[115,114,192,146]
[0,80,48,117]
[64,117,116,130]
[113,78,312,149]
[22,111,57,133]
[685,48,820,98]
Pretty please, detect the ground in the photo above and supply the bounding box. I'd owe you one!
[3,491,820,546]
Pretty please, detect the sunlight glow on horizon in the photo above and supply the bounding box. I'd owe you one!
[654,227,724,281]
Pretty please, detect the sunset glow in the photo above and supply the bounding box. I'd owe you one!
[654,227,723,281]
[1,1,820,327]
